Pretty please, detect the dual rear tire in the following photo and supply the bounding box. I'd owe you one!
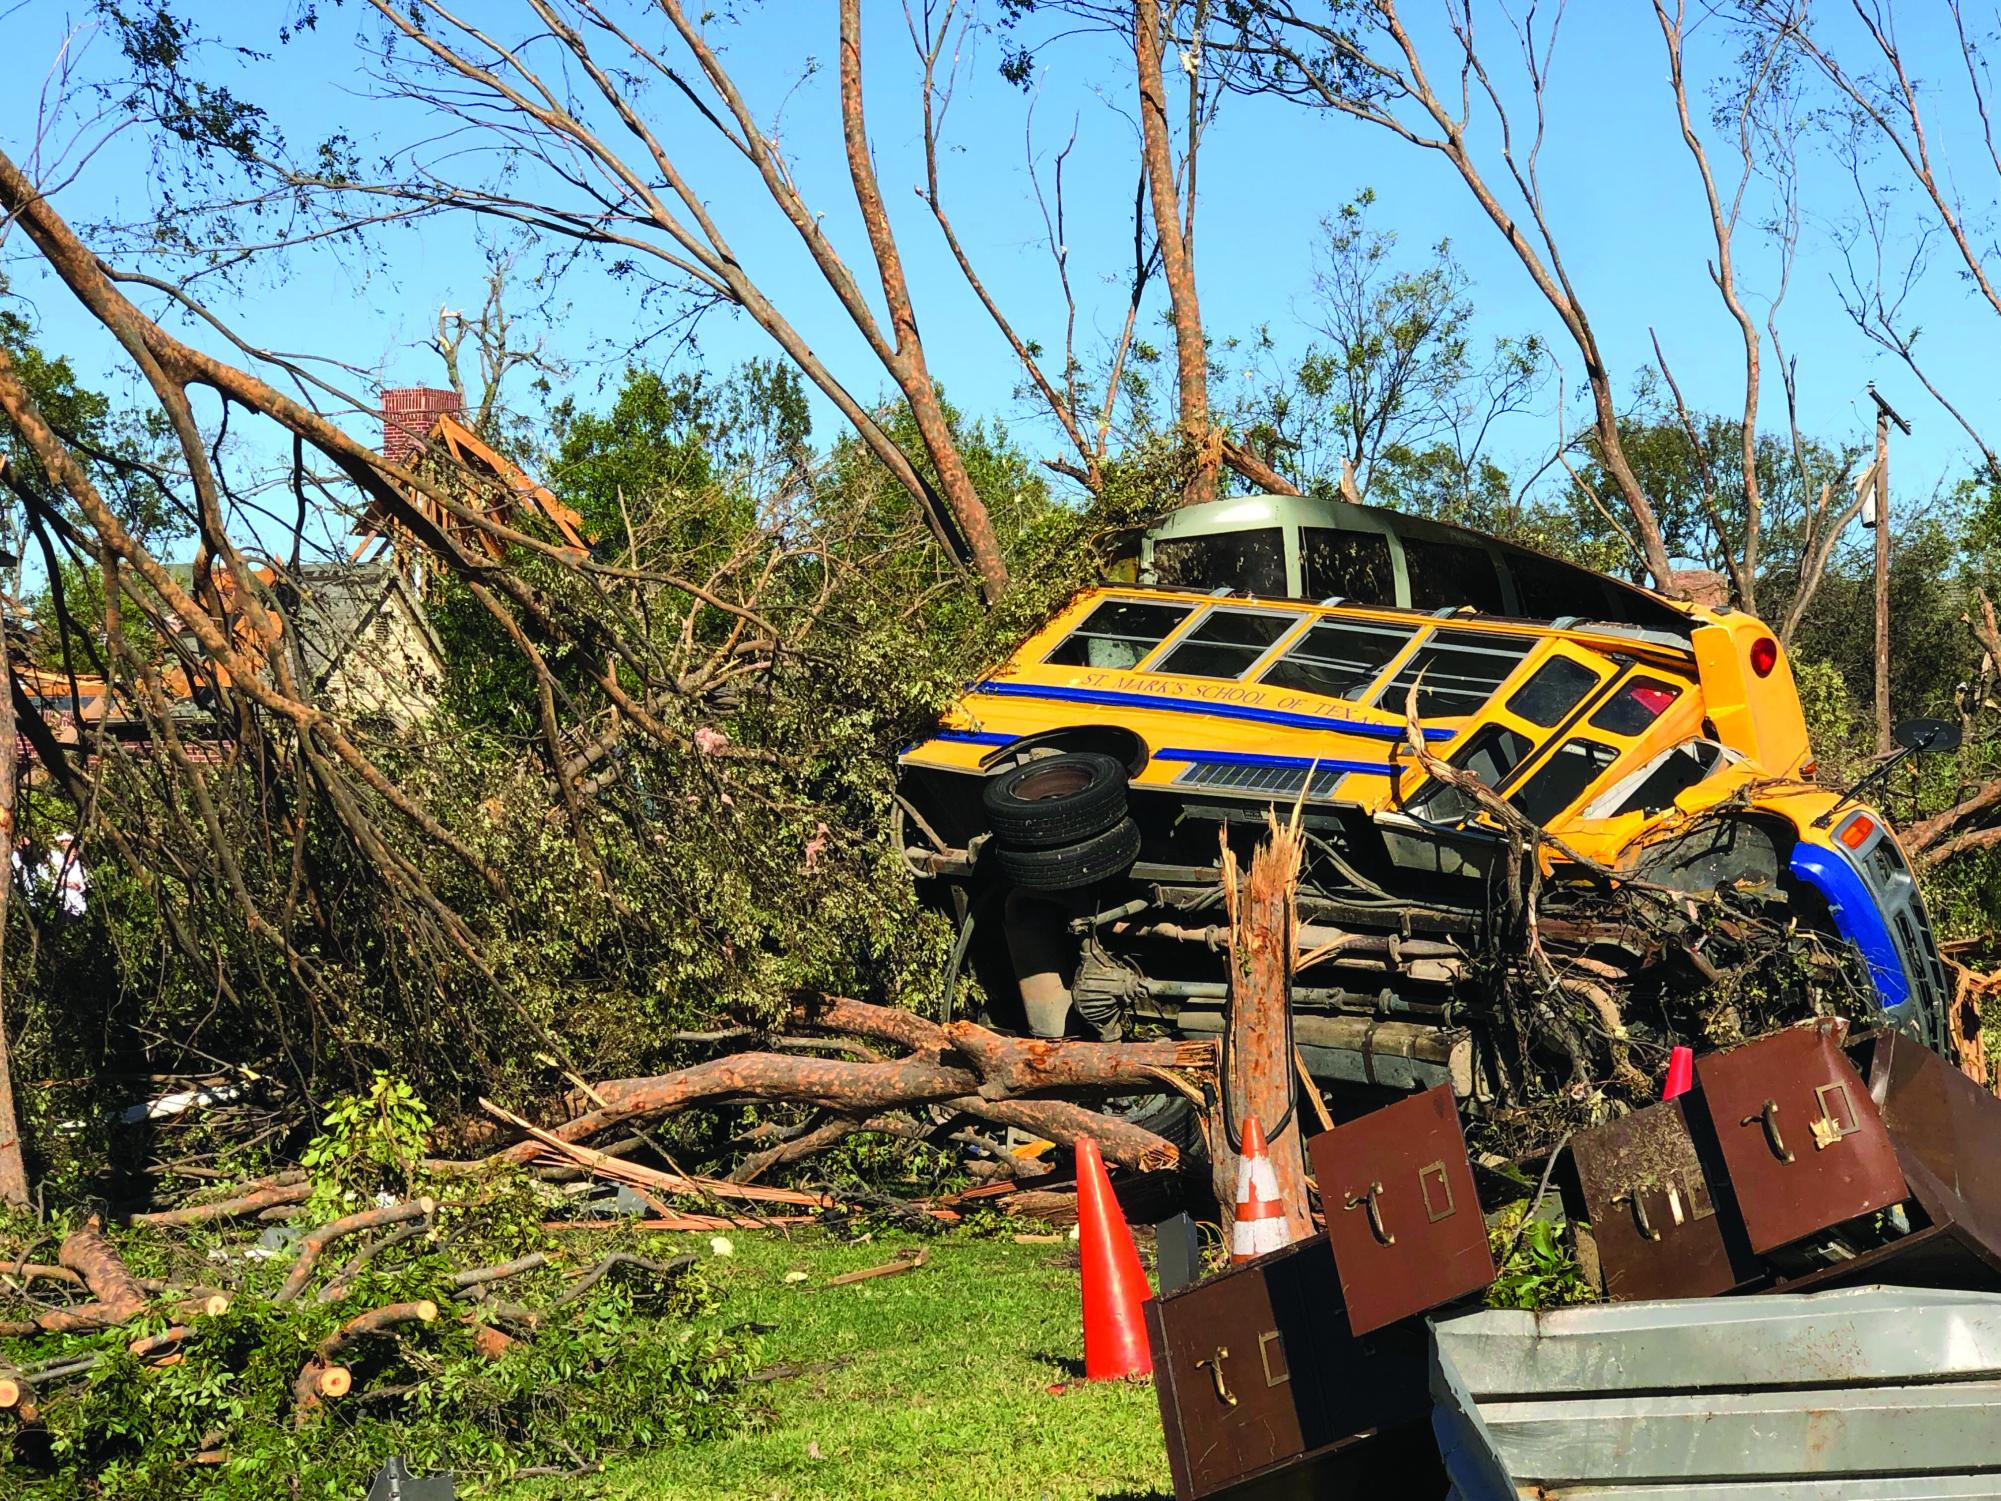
[981,752,1141,892]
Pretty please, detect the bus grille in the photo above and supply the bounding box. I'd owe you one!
[1171,760,1340,801]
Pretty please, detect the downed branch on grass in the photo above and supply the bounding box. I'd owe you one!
[449,1253,549,1293]
[59,1219,146,1321]
[446,998,1197,1185]
[0,1186,745,1486]
[555,1253,697,1308]
[0,1220,223,1337]
[482,1099,834,1206]
[825,1249,927,1287]
[0,1264,82,1292]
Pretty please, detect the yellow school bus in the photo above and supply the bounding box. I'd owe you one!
[896,495,1950,1101]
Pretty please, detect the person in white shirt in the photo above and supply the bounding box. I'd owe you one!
[41,832,86,918]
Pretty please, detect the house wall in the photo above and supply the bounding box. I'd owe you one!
[317,594,443,730]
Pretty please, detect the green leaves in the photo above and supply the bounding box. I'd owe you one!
[7,1236,756,1499]
[1486,1208,1592,1311]
[300,1073,434,1215]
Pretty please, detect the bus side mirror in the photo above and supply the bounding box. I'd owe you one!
[1893,717,1962,754]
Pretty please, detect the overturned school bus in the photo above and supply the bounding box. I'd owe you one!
[896,494,1953,1108]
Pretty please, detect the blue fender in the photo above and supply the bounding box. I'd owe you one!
[1788,840,1911,1010]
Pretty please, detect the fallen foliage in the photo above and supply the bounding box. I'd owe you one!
[0,1190,755,1497]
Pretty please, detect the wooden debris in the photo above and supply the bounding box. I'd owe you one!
[58,1218,147,1321]
[1213,817,1315,1244]
[448,1252,548,1292]
[464,999,1189,1174]
[825,1249,927,1287]
[128,1176,311,1227]
[554,1253,696,1308]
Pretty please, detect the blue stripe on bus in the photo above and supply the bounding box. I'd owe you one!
[967,681,1455,741]
[908,736,1401,780]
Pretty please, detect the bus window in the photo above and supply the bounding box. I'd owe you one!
[1505,655,1602,727]
[1042,599,1194,670]
[1378,629,1533,717]
[1511,738,1619,824]
[1403,537,1506,613]
[1150,607,1303,679]
[1152,528,1287,597]
[1302,528,1396,604]
[1416,725,1533,823]
[1259,619,1416,701]
[1594,739,1726,817]
[1589,677,1684,736]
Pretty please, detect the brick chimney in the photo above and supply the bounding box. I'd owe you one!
[380,386,461,466]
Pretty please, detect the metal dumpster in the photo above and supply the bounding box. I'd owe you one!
[1430,1284,2001,1499]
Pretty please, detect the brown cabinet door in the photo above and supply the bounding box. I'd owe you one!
[1696,1024,1906,1254]
[1150,1252,1307,1496]
[1309,1085,1494,1335]
[1572,1094,1759,1300]
[1865,1029,2001,1251]
[1147,1236,1436,1500]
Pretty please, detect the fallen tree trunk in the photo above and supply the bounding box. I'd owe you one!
[5,1218,163,1333]
[941,1022,1207,1099]
[59,1219,147,1318]
[790,994,950,1051]
[940,1096,1180,1171]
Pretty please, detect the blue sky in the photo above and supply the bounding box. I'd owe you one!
[2,1,1995,563]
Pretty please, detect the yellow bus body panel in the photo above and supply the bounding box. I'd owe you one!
[902,585,1827,872]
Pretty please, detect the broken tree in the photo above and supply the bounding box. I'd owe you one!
[1212,815,1315,1244]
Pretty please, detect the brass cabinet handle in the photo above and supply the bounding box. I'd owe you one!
[1194,1346,1236,1407]
[1743,1098,1795,1164]
[1344,1181,1394,1245]
[1613,1190,1660,1242]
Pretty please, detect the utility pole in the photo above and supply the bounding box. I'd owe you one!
[1867,385,1912,756]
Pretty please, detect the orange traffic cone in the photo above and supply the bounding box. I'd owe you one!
[1662,1045,1695,1101]
[1075,1135,1152,1380]
[1230,1114,1292,1263]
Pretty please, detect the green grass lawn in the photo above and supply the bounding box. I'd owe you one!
[540,1227,1172,1501]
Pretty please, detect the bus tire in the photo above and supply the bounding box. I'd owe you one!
[994,817,1142,892]
[982,752,1129,849]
